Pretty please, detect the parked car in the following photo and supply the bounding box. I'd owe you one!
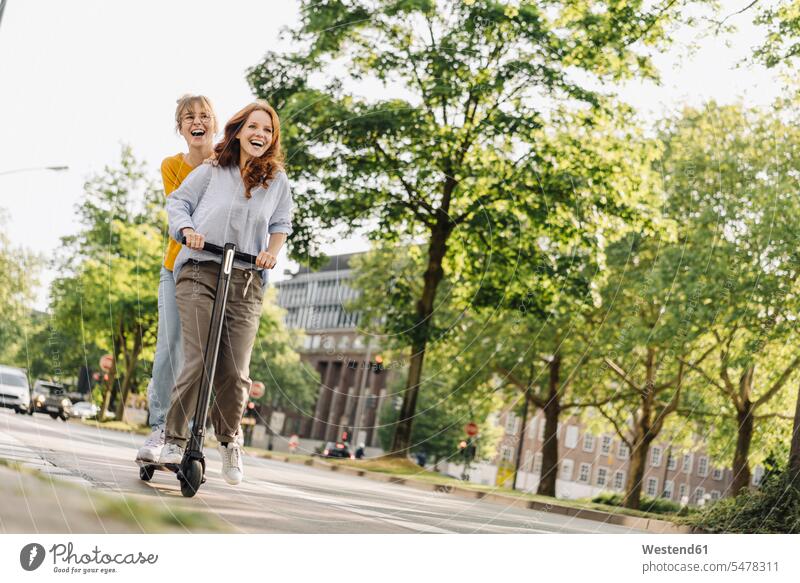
[33,381,72,421]
[71,401,99,420]
[0,365,31,414]
[320,441,355,459]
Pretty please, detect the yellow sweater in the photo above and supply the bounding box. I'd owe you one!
[160,153,196,270]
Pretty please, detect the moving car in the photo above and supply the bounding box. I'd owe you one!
[31,380,72,421]
[0,365,31,414]
[320,441,355,459]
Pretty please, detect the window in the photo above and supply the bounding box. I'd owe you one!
[710,490,720,502]
[533,453,543,475]
[613,471,625,491]
[667,453,677,471]
[753,466,765,486]
[596,467,608,487]
[698,456,709,478]
[578,463,591,483]
[679,483,688,502]
[682,453,693,474]
[651,446,662,467]
[694,487,705,505]
[582,433,595,453]
[538,422,546,442]
[500,446,513,463]
[527,417,537,440]
[505,414,518,435]
[618,442,629,459]
[600,435,613,455]
[663,480,674,499]
[646,477,659,497]
[523,451,533,472]
[712,468,723,481]
[565,426,579,449]
[560,459,574,481]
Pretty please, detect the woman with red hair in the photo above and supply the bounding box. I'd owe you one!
[161,100,293,486]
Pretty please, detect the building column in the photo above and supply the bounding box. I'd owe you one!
[323,362,347,441]
[310,361,334,440]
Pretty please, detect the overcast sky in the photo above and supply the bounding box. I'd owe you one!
[0,0,783,309]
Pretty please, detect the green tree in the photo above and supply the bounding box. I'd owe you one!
[658,102,800,495]
[0,211,40,364]
[50,146,162,421]
[248,0,715,454]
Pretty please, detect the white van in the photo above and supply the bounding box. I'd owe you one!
[0,365,31,414]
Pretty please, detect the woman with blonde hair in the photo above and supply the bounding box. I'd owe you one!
[137,94,217,463]
[160,100,293,485]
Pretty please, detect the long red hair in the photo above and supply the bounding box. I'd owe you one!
[213,100,284,198]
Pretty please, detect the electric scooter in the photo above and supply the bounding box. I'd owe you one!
[137,240,259,498]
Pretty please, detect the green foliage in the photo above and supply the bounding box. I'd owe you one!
[592,492,692,516]
[49,146,162,414]
[0,211,40,364]
[754,1,800,67]
[249,289,318,412]
[690,468,800,533]
[247,0,716,450]
[658,102,800,469]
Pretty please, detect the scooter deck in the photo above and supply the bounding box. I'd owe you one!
[135,459,179,473]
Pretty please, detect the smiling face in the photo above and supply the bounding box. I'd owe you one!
[179,103,215,149]
[236,109,274,163]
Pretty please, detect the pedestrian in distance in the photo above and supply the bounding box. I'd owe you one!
[136,94,217,464]
[159,100,293,486]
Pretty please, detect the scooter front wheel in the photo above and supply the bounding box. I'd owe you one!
[180,459,203,498]
[139,465,155,481]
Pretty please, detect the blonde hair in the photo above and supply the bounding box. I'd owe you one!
[174,94,217,134]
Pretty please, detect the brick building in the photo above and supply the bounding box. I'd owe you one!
[492,409,761,505]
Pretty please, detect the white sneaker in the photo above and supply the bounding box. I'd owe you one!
[159,442,184,465]
[218,442,243,485]
[136,427,165,462]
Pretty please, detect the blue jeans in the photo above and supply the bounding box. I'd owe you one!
[146,266,184,429]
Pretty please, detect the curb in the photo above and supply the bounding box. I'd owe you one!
[257,452,697,534]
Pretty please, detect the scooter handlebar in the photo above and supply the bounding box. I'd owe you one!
[181,236,261,268]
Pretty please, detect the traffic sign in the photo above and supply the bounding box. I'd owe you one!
[249,381,265,399]
[99,354,114,373]
[465,422,479,436]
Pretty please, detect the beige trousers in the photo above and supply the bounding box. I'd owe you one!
[165,260,263,446]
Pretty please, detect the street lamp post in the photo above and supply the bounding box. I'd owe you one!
[0,165,69,177]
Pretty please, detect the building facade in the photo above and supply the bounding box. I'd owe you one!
[491,409,760,506]
[274,253,389,447]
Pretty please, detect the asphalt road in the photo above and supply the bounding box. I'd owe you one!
[0,409,646,534]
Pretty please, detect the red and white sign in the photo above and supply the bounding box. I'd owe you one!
[99,354,114,373]
[249,381,265,399]
[465,422,479,436]
[288,434,299,452]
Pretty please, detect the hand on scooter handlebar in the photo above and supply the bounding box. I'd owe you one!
[180,235,263,269]
[181,228,205,250]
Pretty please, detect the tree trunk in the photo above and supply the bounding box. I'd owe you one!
[512,387,531,491]
[789,382,800,486]
[537,355,561,497]
[731,401,755,496]
[624,434,652,509]
[391,221,450,455]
